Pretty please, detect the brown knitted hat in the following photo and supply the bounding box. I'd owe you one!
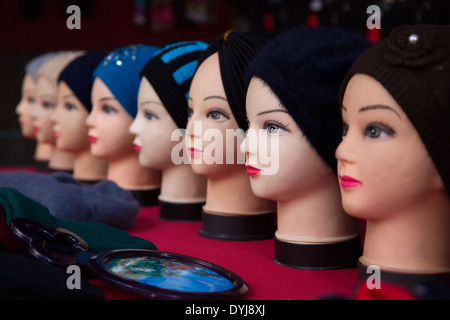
[340,24,450,195]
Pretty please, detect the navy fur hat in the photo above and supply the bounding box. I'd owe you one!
[246,27,371,173]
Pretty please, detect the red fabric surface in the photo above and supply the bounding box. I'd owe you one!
[0,166,360,300]
[92,206,359,300]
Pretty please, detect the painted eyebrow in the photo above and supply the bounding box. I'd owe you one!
[188,95,227,102]
[358,104,401,119]
[140,100,163,107]
[38,94,56,100]
[341,104,401,119]
[98,97,118,102]
[257,109,289,116]
[204,95,227,102]
[62,94,76,100]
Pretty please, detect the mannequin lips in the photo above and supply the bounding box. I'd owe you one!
[339,175,362,188]
[246,165,261,176]
[53,130,60,138]
[88,135,99,143]
[33,126,41,133]
[189,147,202,156]
[134,144,142,152]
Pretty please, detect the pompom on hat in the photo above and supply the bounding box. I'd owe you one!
[196,30,274,131]
[339,24,450,195]
[246,27,371,173]
[93,45,160,118]
[58,51,109,112]
[140,41,208,128]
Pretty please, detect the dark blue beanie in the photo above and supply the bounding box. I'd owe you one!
[246,27,371,173]
[140,41,208,129]
[58,51,109,112]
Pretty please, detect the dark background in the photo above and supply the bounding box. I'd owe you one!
[1,0,449,165]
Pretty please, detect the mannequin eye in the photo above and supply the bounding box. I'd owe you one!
[365,123,395,139]
[342,123,349,137]
[41,101,56,109]
[264,121,287,134]
[102,105,118,114]
[27,97,36,104]
[144,110,158,120]
[207,110,229,121]
[187,108,193,118]
[64,103,77,112]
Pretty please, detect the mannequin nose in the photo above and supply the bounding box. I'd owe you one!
[335,135,357,165]
[129,117,139,135]
[240,128,258,157]
[85,109,97,128]
[49,106,59,123]
[186,119,202,139]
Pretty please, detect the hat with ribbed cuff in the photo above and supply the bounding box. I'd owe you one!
[247,27,371,173]
[196,30,273,131]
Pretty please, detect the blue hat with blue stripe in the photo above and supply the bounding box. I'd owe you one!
[93,45,160,118]
[140,41,208,128]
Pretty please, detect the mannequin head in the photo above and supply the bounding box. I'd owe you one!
[52,51,108,154]
[244,77,334,202]
[16,74,37,139]
[33,51,84,144]
[337,74,445,220]
[336,24,450,274]
[337,24,450,219]
[17,52,61,139]
[186,31,273,181]
[130,41,208,170]
[87,45,160,162]
[243,27,370,203]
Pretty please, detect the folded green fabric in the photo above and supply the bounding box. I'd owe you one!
[0,187,157,254]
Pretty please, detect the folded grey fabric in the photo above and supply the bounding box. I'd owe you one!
[0,171,139,229]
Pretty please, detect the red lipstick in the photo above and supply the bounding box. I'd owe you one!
[34,126,41,133]
[339,175,362,188]
[88,135,98,143]
[189,148,202,156]
[246,165,261,176]
[134,144,142,152]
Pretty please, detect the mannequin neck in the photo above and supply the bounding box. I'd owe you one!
[276,175,358,243]
[159,163,206,203]
[362,191,450,273]
[34,142,53,162]
[48,147,75,172]
[72,149,108,182]
[203,166,274,215]
[107,152,161,190]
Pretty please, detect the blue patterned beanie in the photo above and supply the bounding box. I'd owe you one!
[93,45,160,118]
[140,41,208,128]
